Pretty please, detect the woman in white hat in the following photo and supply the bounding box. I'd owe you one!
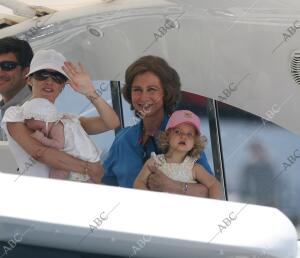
[1,49,120,182]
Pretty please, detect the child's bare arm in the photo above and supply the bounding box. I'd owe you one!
[61,62,120,134]
[31,123,65,150]
[134,158,155,190]
[193,164,222,199]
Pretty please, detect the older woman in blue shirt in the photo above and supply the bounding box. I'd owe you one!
[102,55,213,197]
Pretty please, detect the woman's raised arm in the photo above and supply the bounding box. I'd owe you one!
[62,62,120,135]
[7,122,103,183]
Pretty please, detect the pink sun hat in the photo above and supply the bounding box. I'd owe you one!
[166,110,201,134]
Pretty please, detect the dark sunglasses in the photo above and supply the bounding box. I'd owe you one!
[31,69,68,84]
[0,61,19,71]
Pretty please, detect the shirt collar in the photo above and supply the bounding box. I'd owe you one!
[0,85,32,114]
[137,113,170,144]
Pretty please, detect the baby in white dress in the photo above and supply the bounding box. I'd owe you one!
[23,98,101,183]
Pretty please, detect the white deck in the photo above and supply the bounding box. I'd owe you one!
[0,172,297,257]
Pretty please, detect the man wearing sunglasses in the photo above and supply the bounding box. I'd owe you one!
[0,37,33,140]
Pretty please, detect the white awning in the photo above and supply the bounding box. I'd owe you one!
[0,0,108,23]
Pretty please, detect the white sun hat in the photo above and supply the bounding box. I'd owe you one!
[26,49,70,79]
[22,98,63,123]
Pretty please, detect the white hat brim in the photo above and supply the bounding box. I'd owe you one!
[26,63,70,80]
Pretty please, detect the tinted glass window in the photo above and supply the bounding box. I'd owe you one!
[218,102,300,235]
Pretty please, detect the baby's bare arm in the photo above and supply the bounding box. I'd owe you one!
[31,122,65,150]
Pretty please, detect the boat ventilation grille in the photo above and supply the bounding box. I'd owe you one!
[291,51,300,86]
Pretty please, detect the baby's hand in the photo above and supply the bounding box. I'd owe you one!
[31,130,45,140]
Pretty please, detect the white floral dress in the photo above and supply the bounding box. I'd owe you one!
[152,153,197,183]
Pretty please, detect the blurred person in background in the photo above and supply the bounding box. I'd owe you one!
[240,140,278,207]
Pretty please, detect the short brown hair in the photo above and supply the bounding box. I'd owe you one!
[122,55,181,114]
[158,129,207,159]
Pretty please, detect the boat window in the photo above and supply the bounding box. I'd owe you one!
[218,102,300,236]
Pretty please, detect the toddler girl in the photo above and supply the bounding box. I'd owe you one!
[134,110,221,199]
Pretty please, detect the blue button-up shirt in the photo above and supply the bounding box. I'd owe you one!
[102,114,213,188]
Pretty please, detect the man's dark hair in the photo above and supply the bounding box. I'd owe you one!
[0,37,33,68]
